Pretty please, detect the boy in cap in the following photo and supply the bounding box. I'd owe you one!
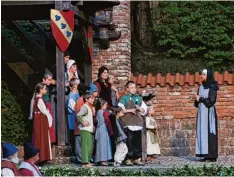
[19,142,42,176]
[1,143,20,176]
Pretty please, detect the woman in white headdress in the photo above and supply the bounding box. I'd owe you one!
[195,69,219,162]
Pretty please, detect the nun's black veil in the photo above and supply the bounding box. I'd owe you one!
[203,69,219,90]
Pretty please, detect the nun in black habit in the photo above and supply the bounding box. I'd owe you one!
[195,69,219,162]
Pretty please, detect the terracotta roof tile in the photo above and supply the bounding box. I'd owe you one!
[227,73,233,84]
[156,73,161,84]
[160,76,165,87]
[218,73,223,85]
[189,75,194,86]
[146,73,152,85]
[179,75,185,86]
[175,73,180,84]
[185,72,190,84]
[195,72,200,84]
[170,75,175,86]
[214,72,219,81]
[133,71,234,87]
[224,71,229,83]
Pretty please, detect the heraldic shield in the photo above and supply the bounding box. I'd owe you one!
[50,9,74,52]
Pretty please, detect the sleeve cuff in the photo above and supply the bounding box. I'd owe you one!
[199,97,203,102]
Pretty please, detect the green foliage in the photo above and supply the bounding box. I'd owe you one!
[1,81,27,145]
[132,41,205,75]
[1,22,33,62]
[17,20,39,35]
[151,2,234,72]
[40,165,234,176]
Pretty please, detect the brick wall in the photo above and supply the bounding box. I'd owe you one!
[137,84,234,156]
[92,1,131,91]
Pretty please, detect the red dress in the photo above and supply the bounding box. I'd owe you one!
[45,102,56,143]
[33,96,51,162]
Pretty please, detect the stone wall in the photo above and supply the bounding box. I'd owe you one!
[92,1,131,91]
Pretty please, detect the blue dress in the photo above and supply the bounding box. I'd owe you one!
[95,110,112,162]
[66,92,80,130]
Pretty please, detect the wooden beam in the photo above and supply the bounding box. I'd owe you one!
[71,5,95,25]
[1,4,53,20]
[1,1,53,6]
[45,30,121,41]
[84,60,92,85]
[79,25,92,84]
[55,1,66,146]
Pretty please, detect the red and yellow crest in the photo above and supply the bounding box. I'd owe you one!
[50,9,74,52]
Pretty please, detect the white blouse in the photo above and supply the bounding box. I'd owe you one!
[36,95,52,127]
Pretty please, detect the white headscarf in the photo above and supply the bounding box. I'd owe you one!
[66,59,79,79]
[202,69,207,75]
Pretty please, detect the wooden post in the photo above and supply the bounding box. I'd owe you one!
[142,117,147,162]
[55,1,67,146]
[55,47,65,146]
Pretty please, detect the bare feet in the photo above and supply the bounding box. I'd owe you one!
[101,162,108,166]
[82,163,94,168]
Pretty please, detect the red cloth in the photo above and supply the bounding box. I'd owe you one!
[19,168,34,176]
[45,102,56,143]
[94,81,112,108]
[103,111,113,137]
[33,97,51,162]
[19,160,41,176]
[94,81,101,95]
[1,160,20,176]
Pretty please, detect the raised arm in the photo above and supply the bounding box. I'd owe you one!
[29,93,35,120]
[199,88,217,108]
[194,87,200,108]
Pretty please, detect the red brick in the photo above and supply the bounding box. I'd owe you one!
[221,138,226,146]
[230,139,234,146]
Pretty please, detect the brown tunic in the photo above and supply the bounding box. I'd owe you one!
[120,100,144,127]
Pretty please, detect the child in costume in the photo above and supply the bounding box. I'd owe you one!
[118,81,147,166]
[146,105,161,162]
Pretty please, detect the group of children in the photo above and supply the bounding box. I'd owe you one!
[28,57,161,167]
[66,77,161,167]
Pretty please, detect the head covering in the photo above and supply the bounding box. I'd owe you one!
[89,83,98,93]
[98,66,109,78]
[202,69,207,75]
[66,59,78,79]
[202,68,219,90]
[64,51,70,57]
[2,143,18,158]
[23,142,39,160]
[67,59,77,72]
